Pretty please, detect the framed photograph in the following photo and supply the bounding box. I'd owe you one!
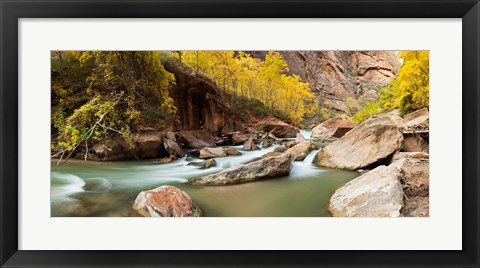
[1,0,479,267]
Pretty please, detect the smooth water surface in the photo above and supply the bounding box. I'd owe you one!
[51,142,358,217]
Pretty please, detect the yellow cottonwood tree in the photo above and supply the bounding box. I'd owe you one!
[177,51,312,123]
[353,51,429,121]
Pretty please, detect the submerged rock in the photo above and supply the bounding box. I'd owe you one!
[203,159,216,169]
[132,185,203,217]
[260,140,274,148]
[153,157,174,164]
[188,153,292,186]
[187,159,216,168]
[225,147,242,156]
[328,164,404,217]
[315,116,403,170]
[284,140,317,161]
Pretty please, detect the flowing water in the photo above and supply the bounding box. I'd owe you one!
[299,129,312,139]
[51,137,358,217]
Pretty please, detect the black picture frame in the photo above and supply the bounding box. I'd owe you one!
[1,0,479,267]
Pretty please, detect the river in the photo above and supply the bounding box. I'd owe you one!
[51,132,358,217]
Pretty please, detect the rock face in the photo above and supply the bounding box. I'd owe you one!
[176,130,216,149]
[249,51,400,114]
[188,153,292,186]
[284,141,317,161]
[163,139,185,158]
[311,117,358,139]
[243,138,259,151]
[315,116,403,170]
[328,164,404,217]
[260,117,299,138]
[132,185,203,217]
[164,62,230,136]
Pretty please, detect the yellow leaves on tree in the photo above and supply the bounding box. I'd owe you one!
[52,51,177,153]
[395,51,429,114]
[353,51,429,121]
[176,51,312,124]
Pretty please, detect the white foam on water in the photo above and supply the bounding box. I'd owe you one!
[51,172,86,202]
[299,129,312,139]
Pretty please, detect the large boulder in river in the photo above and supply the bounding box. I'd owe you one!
[199,147,228,159]
[284,140,317,161]
[134,133,164,159]
[231,132,249,145]
[198,147,242,159]
[315,116,403,170]
[132,185,203,217]
[311,117,358,140]
[328,164,404,217]
[176,130,216,149]
[225,147,242,156]
[163,139,185,158]
[243,138,259,151]
[260,117,299,138]
[188,153,292,186]
[295,133,306,142]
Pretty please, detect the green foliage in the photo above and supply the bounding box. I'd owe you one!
[351,101,383,122]
[52,51,177,154]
